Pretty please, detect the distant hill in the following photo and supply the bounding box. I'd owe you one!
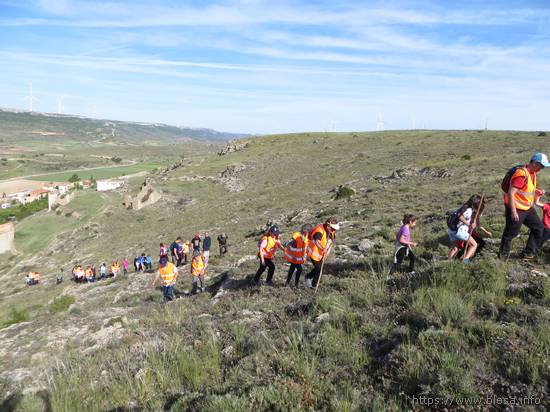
[0,108,249,144]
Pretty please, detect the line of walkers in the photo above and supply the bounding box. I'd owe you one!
[162,232,228,268]
[252,217,340,289]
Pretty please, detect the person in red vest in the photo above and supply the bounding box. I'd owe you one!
[253,225,284,286]
[284,224,311,288]
[499,153,549,260]
[305,217,340,289]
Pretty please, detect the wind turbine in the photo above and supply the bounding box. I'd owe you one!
[24,83,39,112]
[57,96,65,114]
[376,111,385,131]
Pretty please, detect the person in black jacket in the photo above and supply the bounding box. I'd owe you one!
[203,232,211,268]
[217,233,228,257]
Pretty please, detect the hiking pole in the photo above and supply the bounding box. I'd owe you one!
[463,193,485,261]
[314,240,333,294]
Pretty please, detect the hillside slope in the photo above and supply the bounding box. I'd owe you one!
[0,130,549,411]
[0,109,249,145]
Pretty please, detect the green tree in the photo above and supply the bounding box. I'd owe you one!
[68,174,80,183]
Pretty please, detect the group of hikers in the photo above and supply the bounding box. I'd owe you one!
[153,232,227,300]
[25,152,550,304]
[161,232,229,267]
[390,152,550,275]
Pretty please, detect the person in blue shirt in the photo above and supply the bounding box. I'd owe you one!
[145,254,153,271]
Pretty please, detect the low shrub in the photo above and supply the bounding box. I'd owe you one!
[49,295,75,314]
[334,186,355,200]
[1,307,30,328]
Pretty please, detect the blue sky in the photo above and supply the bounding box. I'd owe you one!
[1,0,550,134]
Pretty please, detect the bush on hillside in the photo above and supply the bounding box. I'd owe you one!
[1,307,30,328]
[49,295,75,314]
[334,185,355,200]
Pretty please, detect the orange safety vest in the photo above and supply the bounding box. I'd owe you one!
[259,235,278,259]
[504,167,537,211]
[306,224,334,262]
[284,232,308,264]
[159,262,177,286]
[191,256,205,276]
[85,268,92,276]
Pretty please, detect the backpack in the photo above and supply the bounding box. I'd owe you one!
[501,165,524,193]
[446,207,464,231]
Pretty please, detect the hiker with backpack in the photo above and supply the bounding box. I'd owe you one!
[218,233,228,257]
[305,217,340,289]
[447,195,486,263]
[182,240,190,264]
[191,233,201,253]
[390,214,418,275]
[190,250,207,294]
[284,224,311,287]
[25,271,40,286]
[145,255,153,271]
[170,237,182,266]
[151,256,179,302]
[253,225,285,286]
[499,153,548,260]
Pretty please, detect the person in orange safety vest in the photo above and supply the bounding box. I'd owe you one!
[305,217,340,289]
[499,152,549,260]
[253,225,284,286]
[284,224,312,288]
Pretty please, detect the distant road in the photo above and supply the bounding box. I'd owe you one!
[0,159,138,183]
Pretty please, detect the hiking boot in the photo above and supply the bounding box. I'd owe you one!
[265,280,274,287]
[463,259,471,264]
[201,287,206,292]
[520,253,535,261]
[407,271,417,277]
[305,278,313,289]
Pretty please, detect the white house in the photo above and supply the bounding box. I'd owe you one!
[97,180,123,192]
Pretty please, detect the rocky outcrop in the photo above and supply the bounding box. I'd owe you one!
[124,181,161,210]
[376,167,452,183]
[218,163,246,192]
[218,141,248,156]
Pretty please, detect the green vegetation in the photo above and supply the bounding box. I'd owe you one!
[0,198,47,224]
[334,185,355,200]
[1,307,30,328]
[48,295,75,314]
[68,174,80,183]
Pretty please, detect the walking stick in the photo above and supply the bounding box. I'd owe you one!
[314,240,334,294]
[462,193,485,260]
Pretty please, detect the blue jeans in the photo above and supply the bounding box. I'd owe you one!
[162,285,175,302]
